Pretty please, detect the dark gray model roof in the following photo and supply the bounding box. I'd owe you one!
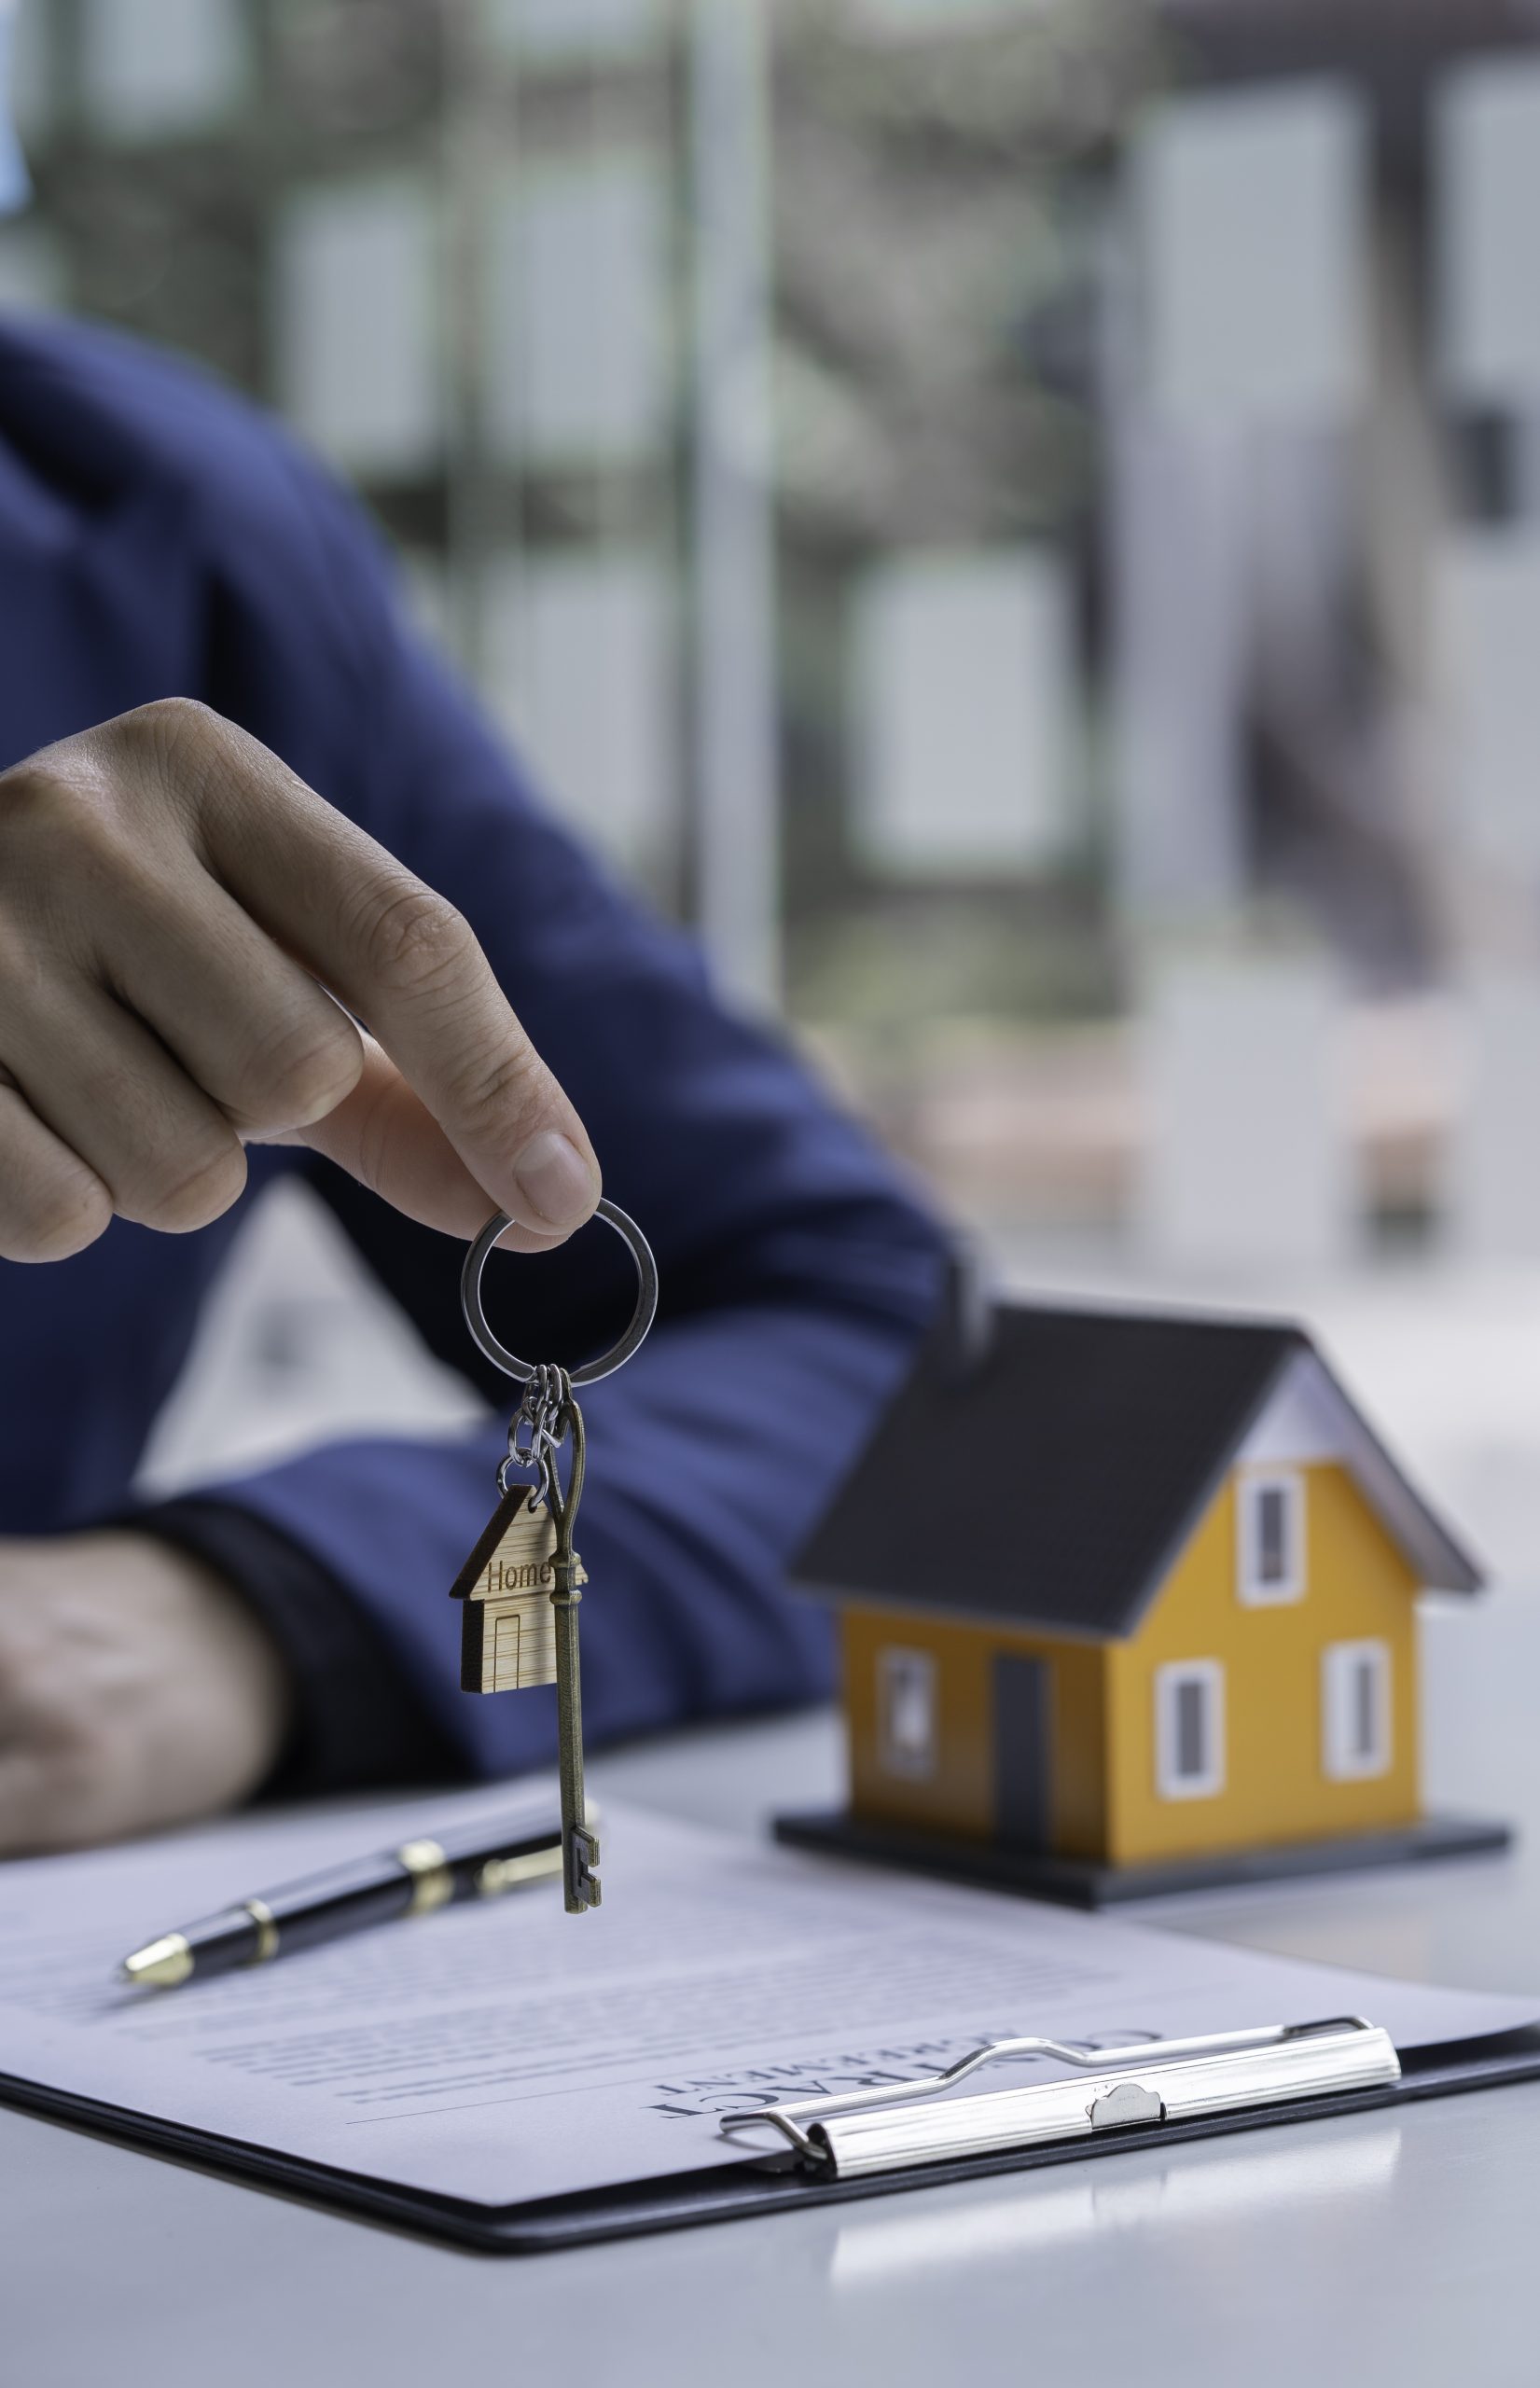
[794,1300,1480,1639]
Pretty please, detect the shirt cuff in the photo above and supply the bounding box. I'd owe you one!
[135,1499,468,1800]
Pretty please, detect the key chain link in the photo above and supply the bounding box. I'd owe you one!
[498,1363,574,1502]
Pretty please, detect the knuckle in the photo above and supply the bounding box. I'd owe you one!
[0,1179,113,1264]
[231,1010,362,1134]
[0,753,90,848]
[358,882,473,1001]
[0,749,132,891]
[0,753,58,818]
[0,1116,111,1262]
[89,698,223,824]
[0,702,223,856]
[128,1136,246,1234]
[116,695,219,763]
[451,1039,548,1139]
[0,706,229,937]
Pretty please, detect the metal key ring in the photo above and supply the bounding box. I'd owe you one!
[460,1198,659,1389]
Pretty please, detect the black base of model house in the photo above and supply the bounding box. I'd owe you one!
[773,1808,1515,1907]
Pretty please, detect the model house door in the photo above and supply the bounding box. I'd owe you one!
[492,1609,520,1692]
[993,1654,1051,1851]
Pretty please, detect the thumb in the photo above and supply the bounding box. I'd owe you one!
[264,1035,593,1248]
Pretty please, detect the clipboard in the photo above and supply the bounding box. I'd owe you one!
[6,2015,1540,2253]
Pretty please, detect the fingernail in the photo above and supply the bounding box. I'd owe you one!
[512,1130,598,1232]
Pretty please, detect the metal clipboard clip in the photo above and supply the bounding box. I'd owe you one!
[719,2016,1400,2180]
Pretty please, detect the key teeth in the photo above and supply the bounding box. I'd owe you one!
[564,1825,602,1913]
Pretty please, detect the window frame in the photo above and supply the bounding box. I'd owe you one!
[1236,1467,1307,1606]
[1154,1659,1227,1801]
[1321,1638,1393,1781]
[876,1645,940,1781]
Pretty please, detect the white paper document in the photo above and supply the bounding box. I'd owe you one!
[0,1790,1532,2212]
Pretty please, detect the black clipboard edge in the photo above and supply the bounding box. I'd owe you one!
[5,2027,1540,2256]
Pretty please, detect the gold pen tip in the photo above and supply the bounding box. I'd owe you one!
[118,1933,194,1990]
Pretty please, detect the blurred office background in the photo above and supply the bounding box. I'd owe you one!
[10,0,1540,1579]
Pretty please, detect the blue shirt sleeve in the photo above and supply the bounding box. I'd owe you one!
[132,454,948,1779]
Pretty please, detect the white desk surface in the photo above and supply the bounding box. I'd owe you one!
[5,1576,1539,2388]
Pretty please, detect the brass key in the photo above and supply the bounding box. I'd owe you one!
[545,1387,600,1912]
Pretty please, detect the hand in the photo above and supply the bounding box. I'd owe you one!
[0,1533,292,1854]
[0,699,601,1261]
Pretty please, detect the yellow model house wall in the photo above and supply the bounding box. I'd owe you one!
[841,1460,1421,1866]
[842,1608,1110,1857]
[1104,1462,1421,1864]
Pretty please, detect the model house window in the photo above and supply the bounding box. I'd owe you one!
[1155,1660,1225,1799]
[1238,1470,1306,1604]
[1322,1641,1392,1780]
[878,1647,938,1779]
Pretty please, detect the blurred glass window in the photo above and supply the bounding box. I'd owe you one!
[1436,58,1540,409]
[484,0,666,66]
[1438,535,1540,875]
[484,155,670,469]
[11,0,52,140]
[1135,82,1367,428]
[484,553,675,879]
[274,179,443,480]
[844,0,1047,35]
[1445,973,1540,1265]
[1138,956,1354,1273]
[79,0,249,143]
[850,548,1074,880]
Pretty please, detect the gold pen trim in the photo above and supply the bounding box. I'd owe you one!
[477,1802,596,1899]
[476,1846,565,1897]
[118,1813,581,1988]
[119,1932,194,1990]
[243,1896,280,1963]
[395,1838,454,1914]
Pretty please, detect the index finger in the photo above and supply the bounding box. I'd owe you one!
[165,703,602,1240]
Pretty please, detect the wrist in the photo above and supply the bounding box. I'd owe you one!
[90,1530,296,1810]
[0,1530,298,1853]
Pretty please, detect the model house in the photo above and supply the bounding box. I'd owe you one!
[451,1491,585,1695]
[781,1300,1505,1900]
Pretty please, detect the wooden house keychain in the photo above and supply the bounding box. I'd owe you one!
[451,1199,658,1913]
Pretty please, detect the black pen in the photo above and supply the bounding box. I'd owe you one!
[117,1810,578,1989]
